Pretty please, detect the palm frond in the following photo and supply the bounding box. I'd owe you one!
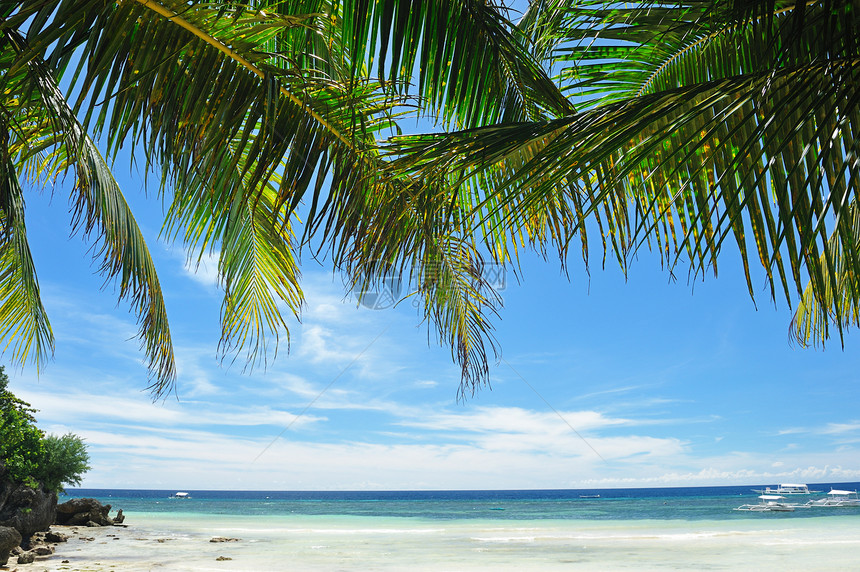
[791,200,860,348]
[1,24,175,384]
[163,135,304,375]
[0,127,53,369]
[18,0,510,389]
[338,172,502,394]
[344,0,573,127]
[389,0,860,329]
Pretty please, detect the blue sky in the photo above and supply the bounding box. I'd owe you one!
[8,162,860,491]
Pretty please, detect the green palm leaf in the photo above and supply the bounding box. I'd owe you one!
[0,133,52,369]
[388,0,860,344]
[344,0,573,127]
[1,23,174,383]
[16,0,513,390]
[162,136,304,374]
[791,200,860,348]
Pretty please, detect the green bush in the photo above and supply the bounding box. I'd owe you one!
[36,433,90,492]
[0,369,45,485]
[0,367,90,492]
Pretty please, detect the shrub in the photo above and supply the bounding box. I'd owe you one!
[36,433,91,493]
[0,369,45,485]
[0,367,90,492]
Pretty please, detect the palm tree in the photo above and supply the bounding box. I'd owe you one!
[2,0,567,395]
[390,0,860,349]
[4,0,858,396]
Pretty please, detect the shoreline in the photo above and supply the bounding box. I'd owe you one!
[29,511,860,571]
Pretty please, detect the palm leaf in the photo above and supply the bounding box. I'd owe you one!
[344,0,573,127]
[388,0,860,336]
[1,24,175,384]
[0,128,53,369]
[791,200,860,348]
[17,0,512,390]
[162,135,304,375]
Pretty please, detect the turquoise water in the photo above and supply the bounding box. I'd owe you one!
[68,483,860,521]
[47,484,860,571]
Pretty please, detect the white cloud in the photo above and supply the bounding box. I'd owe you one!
[778,421,860,437]
[399,406,628,435]
[182,250,221,288]
[821,422,860,435]
[18,388,324,431]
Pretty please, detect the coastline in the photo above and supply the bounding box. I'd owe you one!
[33,511,860,571]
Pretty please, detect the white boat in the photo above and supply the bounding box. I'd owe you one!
[805,489,860,507]
[751,483,817,495]
[735,495,796,512]
[170,491,191,499]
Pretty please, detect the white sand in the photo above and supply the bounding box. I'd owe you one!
[28,513,860,571]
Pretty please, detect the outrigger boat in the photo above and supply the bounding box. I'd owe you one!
[750,483,818,495]
[805,489,860,507]
[735,495,796,512]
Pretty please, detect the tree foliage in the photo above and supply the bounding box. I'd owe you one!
[0,367,89,492]
[390,0,860,348]
[0,0,857,397]
[0,367,44,486]
[38,433,91,492]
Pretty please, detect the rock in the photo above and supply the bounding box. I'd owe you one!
[0,526,22,566]
[45,530,68,543]
[55,498,116,527]
[32,544,53,556]
[114,509,125,524]
[216,556,233,561]
[17,550,35,564]
[209,537,240,543]
[0,480,58,541]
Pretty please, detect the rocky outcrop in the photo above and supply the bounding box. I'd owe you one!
[0,526,22,566]
[55,497,119,526]
[0,490,125,566]
[0,479,57,542]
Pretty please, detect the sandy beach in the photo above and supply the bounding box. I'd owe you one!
[22,511,860,571]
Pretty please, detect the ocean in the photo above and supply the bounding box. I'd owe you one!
[45,484,860,571]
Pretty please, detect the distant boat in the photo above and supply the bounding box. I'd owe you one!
[735,495,796,512]
[170,492,191,499]
[805,489,860,507]
[579,494,601,498]
[751,483,817,495]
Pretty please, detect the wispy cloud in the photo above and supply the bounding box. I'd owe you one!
[181,250,221,288]
[778,421,860,437]
[399,407,628,434]
[18,389,325,431]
